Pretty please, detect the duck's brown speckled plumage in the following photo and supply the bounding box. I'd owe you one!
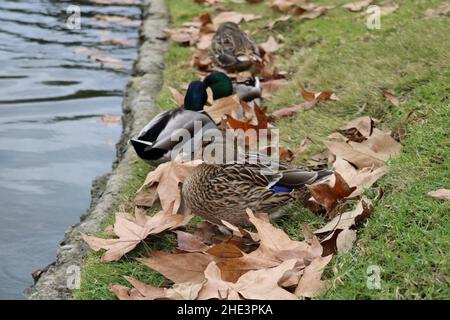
[182,162,333,227]
[211,22,260,72]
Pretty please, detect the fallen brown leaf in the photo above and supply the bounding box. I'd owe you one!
[81,210,188,262]
[135,157,202,214]
[295,255,333,298]
[259,36,281,53]
[139,251,214,284]
[427,189,450,200]
[307,172,357,218]
[314,198,374,234]
[343,0,373,12]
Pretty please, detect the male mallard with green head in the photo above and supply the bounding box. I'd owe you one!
[182,156,334,227]
[211,22,261,72]
[131,81,217,165]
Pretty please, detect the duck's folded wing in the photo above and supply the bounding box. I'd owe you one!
[151,110,217,151]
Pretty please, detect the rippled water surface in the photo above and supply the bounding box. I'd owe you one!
[0,0,140,298]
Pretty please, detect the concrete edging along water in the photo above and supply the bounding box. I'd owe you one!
[26,0,168,299]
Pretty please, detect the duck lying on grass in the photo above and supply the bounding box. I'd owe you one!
[130,81,217,165]
[211,22,261,72]
[182,155,334,227]
[131,72,261,164]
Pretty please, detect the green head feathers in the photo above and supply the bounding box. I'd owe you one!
[203,72,233,100]
[184,81,207,111]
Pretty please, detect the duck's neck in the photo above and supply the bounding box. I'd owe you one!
[184,81,207,111]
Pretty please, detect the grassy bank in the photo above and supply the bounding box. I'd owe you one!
[75,0,449,300]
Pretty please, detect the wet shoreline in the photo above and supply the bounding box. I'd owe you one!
[26,0,168,299]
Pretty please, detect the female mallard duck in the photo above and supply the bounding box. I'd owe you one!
[182,159,334,227]
[130,81,218,165]
[211,22,261,72]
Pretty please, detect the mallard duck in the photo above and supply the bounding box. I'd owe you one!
[211,22,261,72]
[131,81,218,165]
[203,71,261,103]
[182,158,334,227]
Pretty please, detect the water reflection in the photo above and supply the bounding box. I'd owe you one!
[0,0,140,298]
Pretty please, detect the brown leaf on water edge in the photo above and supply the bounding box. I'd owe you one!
[307,172,357,218]
[81,209,190,262]
[428,189,450,201]
[135,157,202,214]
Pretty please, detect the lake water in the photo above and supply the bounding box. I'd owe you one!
[0,0,140,298]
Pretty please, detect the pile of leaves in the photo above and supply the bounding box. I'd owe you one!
[81,0,406,300]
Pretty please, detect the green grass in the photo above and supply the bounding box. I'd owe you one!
[74,0,450,299]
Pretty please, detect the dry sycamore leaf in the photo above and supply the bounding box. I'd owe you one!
[259,36,281,53]
[212,12,262,30]
[234,259,298,300]
[204,95,242,123]
[94,15,140,27]
[325,128,401,170]
[91,56,125,69]
[246,209,323,262]
[197,33,214,50]
[139,251,214,284]
[226,103,269,141]
[135,157,202,214]
[261,79,289,99]
[112,276,204,300]
[271,0,295,13]
[168,86,185,107]
[191,49,214,71]
[341,116,376,139]
[380,0,399,15]
[307,172,357,218]
[336,228,357,253]
[295,255,333,298]
[425,3,450,17]
[268,15,291,29]
[382,89,400,107]
[174,231,210,252]
[299,6,328,20]
[333,157,389,197]
[271,100,316,119]
[314,198,374,234]
[197,262,241,300]
[81,210,188,262]
[428,189,450,200]
[301,87,339,102]
[97,114,121,127]
[207,242,244,259]
[343,0,373,12]
[220,219,260,242]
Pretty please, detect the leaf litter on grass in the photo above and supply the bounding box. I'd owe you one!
[81,0,405,300]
